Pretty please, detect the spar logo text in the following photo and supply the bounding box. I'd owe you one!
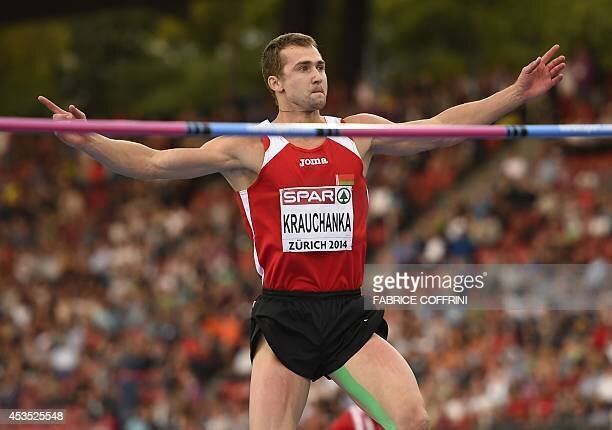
[281,187,336,205]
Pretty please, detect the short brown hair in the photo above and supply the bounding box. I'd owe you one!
[261,33,318,102]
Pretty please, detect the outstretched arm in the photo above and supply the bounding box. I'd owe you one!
[347,45,566,156]
[38,96,242,180]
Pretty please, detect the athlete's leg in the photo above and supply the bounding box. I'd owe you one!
[330,334,429,430]
[249,336,311,430]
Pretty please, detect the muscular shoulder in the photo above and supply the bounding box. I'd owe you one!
[208,135,261,151]
[209,135,264,191]
[339,113,394,162]
[205,135,264,171]
[342,113,394,125]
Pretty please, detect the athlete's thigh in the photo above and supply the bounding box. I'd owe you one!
[330,334,429,430]
[250,336,311,430]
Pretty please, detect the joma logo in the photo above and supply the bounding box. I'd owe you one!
[299,157,328,167]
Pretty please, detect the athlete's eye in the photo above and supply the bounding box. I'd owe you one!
[317,64,325,71]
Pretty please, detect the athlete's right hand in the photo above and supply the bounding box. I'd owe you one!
[37,95,93,148]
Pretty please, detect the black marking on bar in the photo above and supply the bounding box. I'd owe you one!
[317,128,326,136]
[324,127,339,136]
[506,126,528,138]
[189,122,210,135]
[187,122,195,135]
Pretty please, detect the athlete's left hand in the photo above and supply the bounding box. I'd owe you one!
[514,44,566,101]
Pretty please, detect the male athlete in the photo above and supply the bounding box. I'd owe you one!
[39,33,565,430]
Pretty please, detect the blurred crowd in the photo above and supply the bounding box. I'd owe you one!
[0,58,610,429]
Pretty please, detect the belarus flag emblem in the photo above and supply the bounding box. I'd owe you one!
[336,174,354,186]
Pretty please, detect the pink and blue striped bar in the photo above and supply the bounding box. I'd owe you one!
[0,117,611,138]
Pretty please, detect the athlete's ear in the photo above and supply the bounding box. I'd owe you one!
[268,75,284,93]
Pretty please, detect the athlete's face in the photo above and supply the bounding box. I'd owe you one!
[272,45,328,111]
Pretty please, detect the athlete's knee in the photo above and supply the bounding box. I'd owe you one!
[394,407,429,430]
[413,409,430,430]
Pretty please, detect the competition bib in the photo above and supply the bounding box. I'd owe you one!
[280,186,353,252]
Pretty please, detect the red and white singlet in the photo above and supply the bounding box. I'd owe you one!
[236,116,368,293]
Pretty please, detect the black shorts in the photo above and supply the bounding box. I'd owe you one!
[249,288,388,381]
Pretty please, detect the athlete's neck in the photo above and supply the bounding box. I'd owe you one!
[273,110,325,124]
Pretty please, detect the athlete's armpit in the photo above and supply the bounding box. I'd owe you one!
[149,136,261,180]
[343,113,442,157]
